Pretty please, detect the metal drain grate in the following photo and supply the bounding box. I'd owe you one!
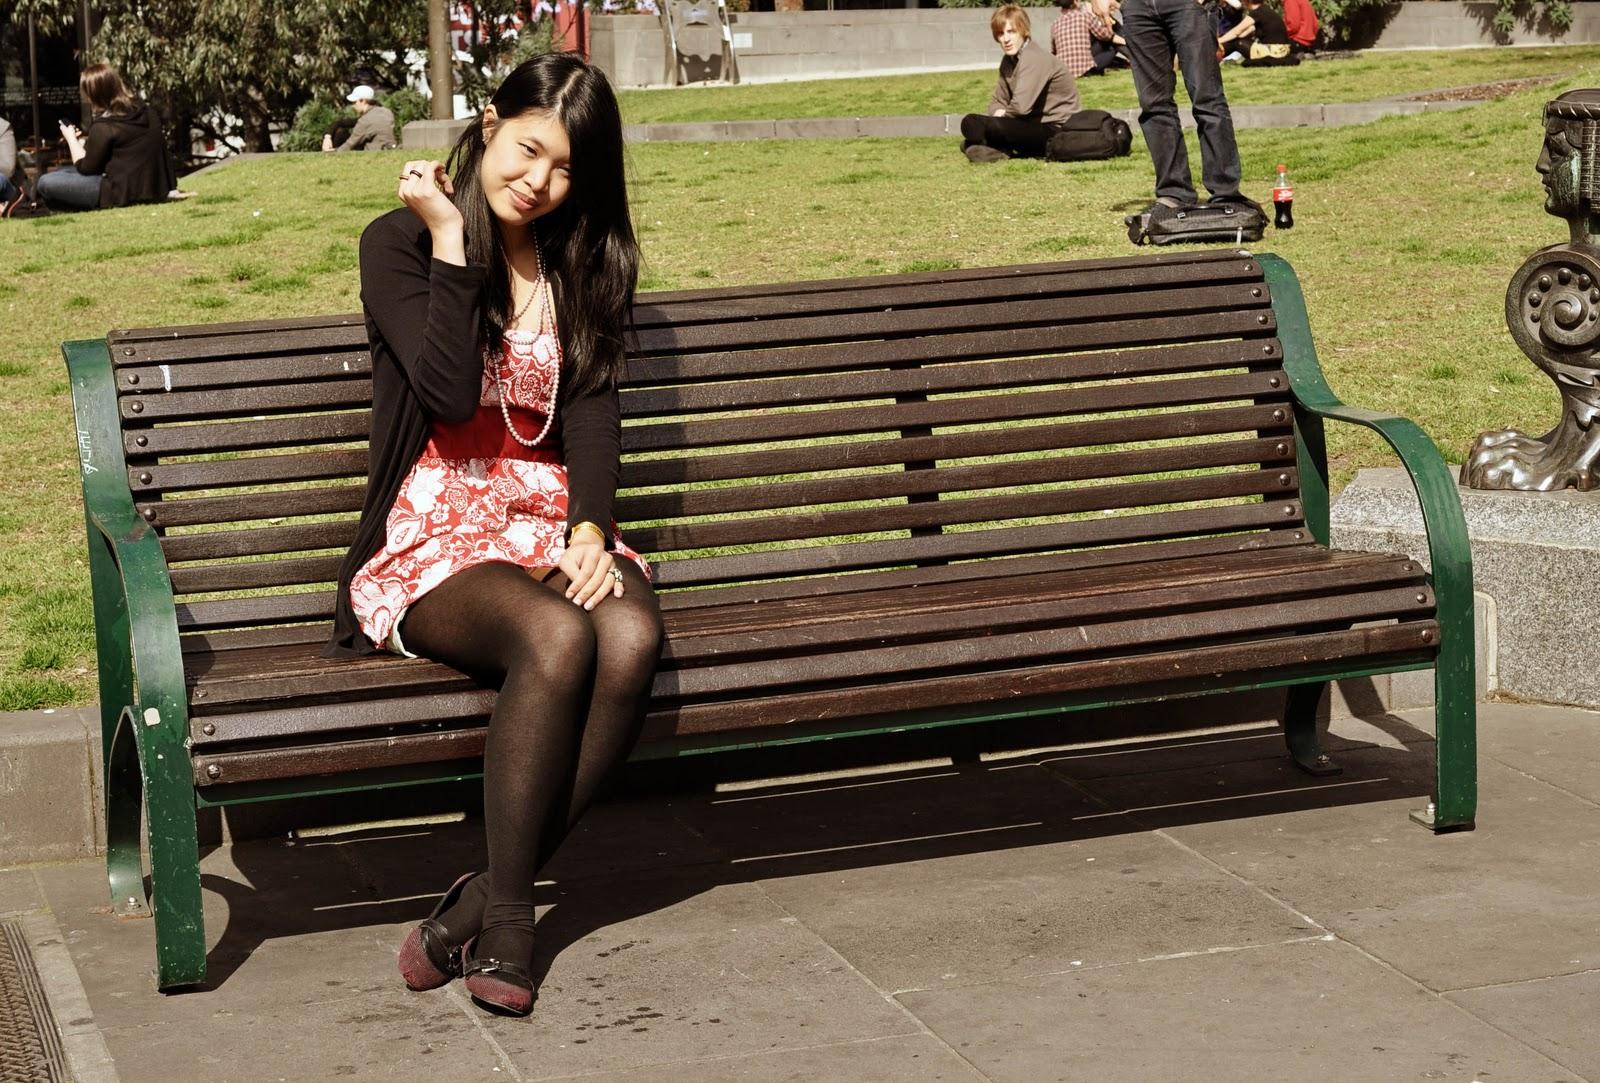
[0,921,70,1082]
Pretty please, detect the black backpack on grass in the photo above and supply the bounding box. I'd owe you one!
[1045,109,1133,162]
[1125,200,1266,246]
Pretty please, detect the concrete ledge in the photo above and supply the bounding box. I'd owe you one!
[401,118,471,149]
[0,708,102,864]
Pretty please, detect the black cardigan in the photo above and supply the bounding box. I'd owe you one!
[77,103,174,209]
[325,208,624,656]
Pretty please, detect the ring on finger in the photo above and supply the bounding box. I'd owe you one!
[608,567,624,584]
[406,168,424,179]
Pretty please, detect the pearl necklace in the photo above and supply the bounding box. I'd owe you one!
[494,238,561,449]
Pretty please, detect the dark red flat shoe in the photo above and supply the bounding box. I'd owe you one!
[462,936,535,1016]
[397,871,480,991]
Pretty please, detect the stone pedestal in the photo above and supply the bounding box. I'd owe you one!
[1331,467,1600,708]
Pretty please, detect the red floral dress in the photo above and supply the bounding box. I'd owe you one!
[350,328,648,653]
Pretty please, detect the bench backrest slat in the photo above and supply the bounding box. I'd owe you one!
[107,251,1295,643]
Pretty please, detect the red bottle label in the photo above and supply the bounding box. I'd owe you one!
[1272,185,1294,202]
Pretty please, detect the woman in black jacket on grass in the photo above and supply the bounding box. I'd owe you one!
[38,63,174,211]
[325,53,664,1017]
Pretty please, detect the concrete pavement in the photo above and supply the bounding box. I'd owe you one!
[3,701,1598,1081]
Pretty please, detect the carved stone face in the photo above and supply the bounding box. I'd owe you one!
[1541,90,1600,221]
[1538,123,1583,217]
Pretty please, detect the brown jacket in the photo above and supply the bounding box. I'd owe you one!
[988,40,1082,125]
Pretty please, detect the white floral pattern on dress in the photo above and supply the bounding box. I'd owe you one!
[350,329,648,650]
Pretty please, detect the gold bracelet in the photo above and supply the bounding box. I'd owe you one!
[569,521,608,544]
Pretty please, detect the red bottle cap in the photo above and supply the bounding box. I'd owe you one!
[1276,163,1287,171]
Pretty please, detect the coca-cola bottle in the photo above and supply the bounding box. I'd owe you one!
[1272,163,1294,229]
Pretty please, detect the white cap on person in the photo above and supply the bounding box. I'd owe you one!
[346,85,376,103]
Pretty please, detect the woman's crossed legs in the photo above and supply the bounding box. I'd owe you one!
[399,559,663,966]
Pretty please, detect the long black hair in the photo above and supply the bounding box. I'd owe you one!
[446,54,639,399]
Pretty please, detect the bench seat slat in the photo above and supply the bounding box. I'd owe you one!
[118,351,372,392]
[140,483,367,530]
[624,405,1288,489]
[124,412,370,458]
[618,437,1293,522]
[626,467,1297,555]
[632,250,1257,305]
[651,502,1302,588]
[621,371,1288,453]
[624,331,1274,388]
[188,622,1429,786]
[169,555,344,595]
[121,378,373,423]
[133,449,367,494]
[183,547,1421,728]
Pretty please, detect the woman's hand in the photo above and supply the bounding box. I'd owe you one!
[560,538,624,610]
[397,158,463,240]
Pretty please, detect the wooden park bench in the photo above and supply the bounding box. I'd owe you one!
[62,248,1476,991]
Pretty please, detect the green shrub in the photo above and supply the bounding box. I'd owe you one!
[382,87,432,131]
[281,99,349,153]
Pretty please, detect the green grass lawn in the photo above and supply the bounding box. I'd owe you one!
[616,45,1600,123]
[0,71,1575,710]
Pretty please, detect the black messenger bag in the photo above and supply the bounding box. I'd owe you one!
[1045,109,1134,162]
[1125,200,1266,246]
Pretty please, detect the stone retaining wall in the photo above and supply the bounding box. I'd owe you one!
[591,2,1600,89]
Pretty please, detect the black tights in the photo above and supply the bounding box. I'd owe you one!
[399,559,664,964]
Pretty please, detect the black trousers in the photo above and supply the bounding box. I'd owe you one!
[1121,0,1241,202]
[960,114,1058,159]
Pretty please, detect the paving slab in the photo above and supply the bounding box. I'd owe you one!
[0,865,43,915]
[671,763,1316,993]
[1471,702,1600,807]
[479,873,918,1077]
[1448,969,1600,1082]
[98,984,506,1081]
[898,938,1579,1082]
[543,1033,981,1081]
[1063,744,1600,992]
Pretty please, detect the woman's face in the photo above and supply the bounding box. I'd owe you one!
[480,107,573,227]
[997,20,1027,56]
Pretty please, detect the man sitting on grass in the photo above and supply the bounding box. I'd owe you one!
[961,4,1082,163]
[322,86,397,152]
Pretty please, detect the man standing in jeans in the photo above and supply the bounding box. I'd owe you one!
[1122,0,1247,213]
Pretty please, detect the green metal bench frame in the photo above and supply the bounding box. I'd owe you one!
[62,253,1476,991]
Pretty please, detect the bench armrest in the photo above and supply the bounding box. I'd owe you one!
[63,339,189,765]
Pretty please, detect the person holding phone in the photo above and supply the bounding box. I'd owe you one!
[325,53,664,1017]
[36,63,174,212]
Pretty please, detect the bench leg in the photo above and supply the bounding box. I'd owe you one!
[1281,681,1341,777]
[106,708,150,920]
[110,705,208,990]
[1411,665,1477,833]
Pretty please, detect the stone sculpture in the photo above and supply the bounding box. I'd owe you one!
[1462,88,1600,491]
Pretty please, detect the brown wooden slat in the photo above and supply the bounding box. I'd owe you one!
[634,250,1256,306]
[132,448,368,494]
[622,337,1280,418]
[140,483,367,529]
[162,520,356,563]
[624,328,1275,393]
[651,502,1301,588]
[124,412,370,458]
[628,467,1296,555]
[120,377,372,423]
[170,554,344,595]
[182,623,330,655]
[619,437,1292,522]
[645,623,1432,738]
[655,531,1318,611]
[660,550,1424,643]
[112,320,368,363]
[176,590,336,632]
[651,587,1432,701]
[184,555,1427,723]
[189,624,1426,785]
[621,405,1289,490]
[628,259,1266,327]
[622,371,1289,453]
[632,283,1268,354]
[195,690,495,757]
[195,727,489,786]
[118,350,371,392]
